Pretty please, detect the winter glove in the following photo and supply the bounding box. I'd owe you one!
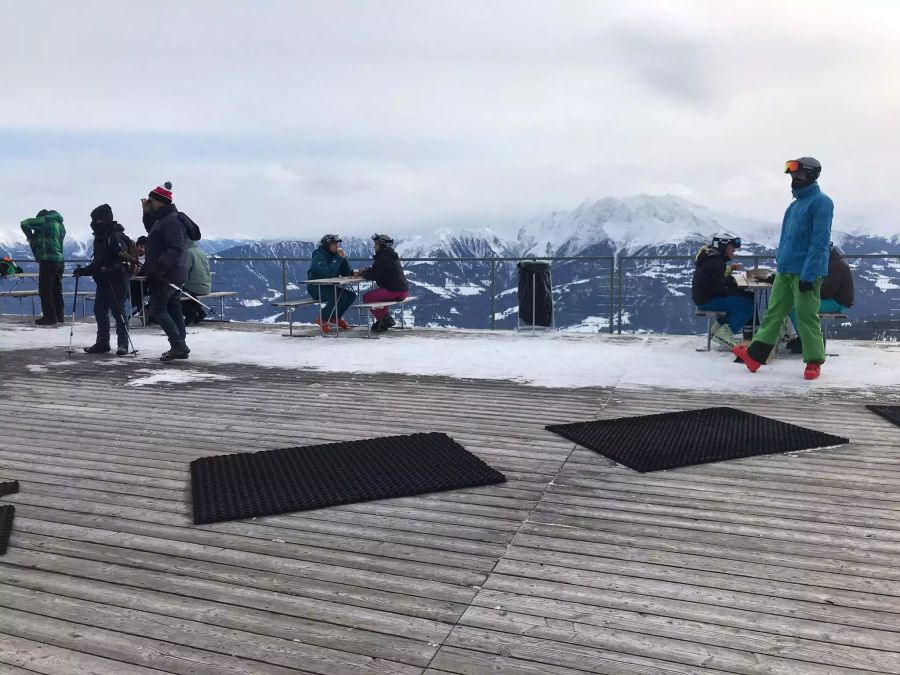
[799,280,814,293]
[72,265,87,278]
[764,274,776,284]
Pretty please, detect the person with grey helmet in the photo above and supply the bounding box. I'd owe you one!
[734,157,832,380]
[307,234,356,333]
[354,233,409,332]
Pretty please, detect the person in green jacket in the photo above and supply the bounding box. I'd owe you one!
[182,240,212,324]
[20,209,66,325]
[307,234,356,332]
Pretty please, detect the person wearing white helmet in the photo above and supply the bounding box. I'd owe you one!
[692,233,754,348]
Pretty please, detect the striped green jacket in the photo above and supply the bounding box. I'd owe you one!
[20,211,66,262]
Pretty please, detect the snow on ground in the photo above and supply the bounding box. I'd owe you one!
[126,369,232,387]
[2,322,899,394]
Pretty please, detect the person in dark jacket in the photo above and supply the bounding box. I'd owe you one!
[73,204,132,355]
[692,233,754,348]
[129,236,148,318]
[307,234,356,333]
[787,244,854,353]
[143,182,191,361]
[20,209,66,325]
[734,157,833,380]
[354,233,409,332]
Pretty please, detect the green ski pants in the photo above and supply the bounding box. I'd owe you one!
[750,273,826,364]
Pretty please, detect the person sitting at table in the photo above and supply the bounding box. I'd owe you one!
[308,234,356,333]
[787,243,854,353]
[129,236,148,317]
[182,240,212,325]
[354,233,409,333]
[0,256,23,276]
[691,233,754,349]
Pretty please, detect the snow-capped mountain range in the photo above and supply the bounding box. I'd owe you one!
[3,195,898,334]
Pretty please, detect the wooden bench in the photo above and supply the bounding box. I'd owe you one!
[353,296,417,337]
[0,290,92,320]
[271,298,319,336]
[183,291,239,319]
[695,309,727,351]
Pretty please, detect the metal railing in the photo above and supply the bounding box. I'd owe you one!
[4,253,899,334]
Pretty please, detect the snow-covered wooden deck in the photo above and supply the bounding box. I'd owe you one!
[1,347,900,674]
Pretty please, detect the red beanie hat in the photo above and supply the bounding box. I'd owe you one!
[149,181,173,203]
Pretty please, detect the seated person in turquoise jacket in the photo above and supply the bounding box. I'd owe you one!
[307,234,356,332]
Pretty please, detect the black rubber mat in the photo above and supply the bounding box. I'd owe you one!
[0,505,13,556]
[0,481,19,497]
[867,405,900,428]
[546,406,849,473]
[191,432,506,524]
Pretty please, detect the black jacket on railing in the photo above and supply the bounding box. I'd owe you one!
[821,247,854,307]
[361,248,409,292]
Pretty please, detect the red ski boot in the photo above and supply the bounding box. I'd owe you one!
[804,363,821,380]
[732,344,761,373]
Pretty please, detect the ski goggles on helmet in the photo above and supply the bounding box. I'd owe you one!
[784,160,802,173]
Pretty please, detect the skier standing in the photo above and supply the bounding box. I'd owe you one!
[143,182,190,361]
[734,157,832,380]
[20,209,66,325]
[355,234,409,333]
[73,204,133,355]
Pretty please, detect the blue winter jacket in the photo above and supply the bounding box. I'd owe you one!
[307,246,351,280]
[775,182,833,282]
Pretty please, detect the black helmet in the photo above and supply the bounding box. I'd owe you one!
[319,234,342,247]
[711,232,742,252]
[372,233,394,248]
[785,157,822,181]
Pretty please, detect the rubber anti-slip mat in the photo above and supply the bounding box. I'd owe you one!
[191,432,506,524]
[0,481,19,498]
[0,505,13,556]
[546,406,849,473]
[867,405,900,428]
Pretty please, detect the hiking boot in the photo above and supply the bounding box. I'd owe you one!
[371,318,387,333]
[732,344,761,373]
[160,347,190,362]
[315,317,331,334]
[804,363,821,380]
[84,344,110,354]
[35,317,57,326]
[381,315,396,330]
[787,336,803,354]
[116,345,129,356]
[337,319,352,330]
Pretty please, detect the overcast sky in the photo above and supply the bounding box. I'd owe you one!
[2,0,898,241]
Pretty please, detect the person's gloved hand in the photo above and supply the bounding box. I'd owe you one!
[799,280,814,292]
[72,265,87,278]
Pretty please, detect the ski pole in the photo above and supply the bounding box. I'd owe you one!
[169,283,212,311]
[66,271,80,355]
[108,277,139,355]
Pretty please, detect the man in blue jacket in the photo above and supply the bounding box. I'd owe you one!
[734,157,832,380]
[307,234,356,333]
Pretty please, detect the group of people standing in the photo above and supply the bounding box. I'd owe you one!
[692,156,854,380]
[19,182,206,361]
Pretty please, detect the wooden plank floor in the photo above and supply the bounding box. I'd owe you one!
[1,347,899,674]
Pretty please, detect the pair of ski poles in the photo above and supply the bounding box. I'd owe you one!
[66,273,210,356]
[67,270,140,356]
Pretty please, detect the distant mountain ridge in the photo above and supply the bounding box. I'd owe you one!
[3,195,897,334]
